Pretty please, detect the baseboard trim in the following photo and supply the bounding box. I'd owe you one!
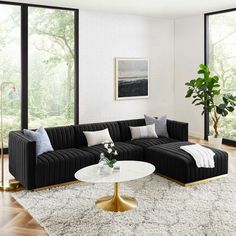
[32,180,80,192]
[156,173,227,187]
[189,131,204,139]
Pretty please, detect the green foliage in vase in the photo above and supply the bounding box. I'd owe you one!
[185,64,236,138]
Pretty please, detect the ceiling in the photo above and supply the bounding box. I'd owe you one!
[3,0,236,18]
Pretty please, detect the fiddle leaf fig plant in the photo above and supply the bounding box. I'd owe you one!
[185,64,236,138]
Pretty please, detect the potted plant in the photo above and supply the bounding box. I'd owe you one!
[99,142,118,174]
[185,64,236,148]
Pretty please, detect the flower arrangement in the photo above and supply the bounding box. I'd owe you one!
[100,142,118,168]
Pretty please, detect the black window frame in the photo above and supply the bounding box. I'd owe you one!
[0,1,79,154]
[204,8,236,147]
[0,1,79,153]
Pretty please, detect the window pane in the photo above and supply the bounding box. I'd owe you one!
[0,4,21,147]
[28,7,75,128]
[208,11,236,141]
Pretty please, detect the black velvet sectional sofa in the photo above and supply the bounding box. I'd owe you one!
[8,118,228,190]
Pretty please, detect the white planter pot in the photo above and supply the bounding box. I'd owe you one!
[208,136,222,149]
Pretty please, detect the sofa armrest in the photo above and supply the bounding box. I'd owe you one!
[167,120,188,141]
[9,131,36,190]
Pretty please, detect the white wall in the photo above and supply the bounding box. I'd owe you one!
[174,15,204,138]
[79,10,175,124]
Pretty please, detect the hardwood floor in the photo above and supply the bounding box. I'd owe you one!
[0,137,236,236]
[0,192,47,236]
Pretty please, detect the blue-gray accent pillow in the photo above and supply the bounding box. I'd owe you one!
[23,127,54,156]
[144,114,169,138]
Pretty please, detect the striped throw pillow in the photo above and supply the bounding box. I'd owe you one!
[129,124,158,140]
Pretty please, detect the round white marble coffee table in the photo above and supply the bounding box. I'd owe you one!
[74,161,155,212]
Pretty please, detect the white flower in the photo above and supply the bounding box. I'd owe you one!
[108,148,112,153]
[100,153,104,157]
[104,143,108,149]
[110,143,114,147]
[114,150,118,155]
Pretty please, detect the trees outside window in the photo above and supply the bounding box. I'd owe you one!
[0,4,20,146]
[0,3,78,147]
[28,7,75,128]
[207,10,236,141]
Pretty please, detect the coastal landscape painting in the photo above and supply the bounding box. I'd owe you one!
[115,58,149,100]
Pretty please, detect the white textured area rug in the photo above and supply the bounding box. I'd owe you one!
[12,174,236,236]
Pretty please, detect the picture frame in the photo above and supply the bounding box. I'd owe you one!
[115,57,149,100]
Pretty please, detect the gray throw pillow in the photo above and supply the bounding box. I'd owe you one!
[23,127,54,156]
[144,114,169,138]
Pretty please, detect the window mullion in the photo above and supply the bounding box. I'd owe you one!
[21,5,28,130]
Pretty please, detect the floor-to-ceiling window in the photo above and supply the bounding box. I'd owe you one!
[28,7,76,128]
[205,9,236,146]
[0,2,78,148]
[0,4,21,147]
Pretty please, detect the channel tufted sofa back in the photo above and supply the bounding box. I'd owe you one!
[118,119,145,141]
[45,126,76,150]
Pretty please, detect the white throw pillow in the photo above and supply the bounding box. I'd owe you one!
[83,128,113,147]
[23,127,54,156]
[129,124,158,140]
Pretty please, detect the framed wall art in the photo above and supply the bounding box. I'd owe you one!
[115,58,149,100]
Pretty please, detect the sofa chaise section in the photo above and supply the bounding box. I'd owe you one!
[145,141,228,184]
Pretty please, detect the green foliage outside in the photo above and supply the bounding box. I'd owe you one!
[28,8,75,129]
[0,5,21,147]
[208,12,236,140]
[0,6,75,146]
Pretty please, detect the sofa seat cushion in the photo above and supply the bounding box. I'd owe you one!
[128,137,177,149]
[81,142,143,162]
[145,141,228,183]
[36,148,96,188]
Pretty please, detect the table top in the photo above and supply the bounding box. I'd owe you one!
[74,161,155,184]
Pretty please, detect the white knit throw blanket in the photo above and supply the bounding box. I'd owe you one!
[180,144,215,168]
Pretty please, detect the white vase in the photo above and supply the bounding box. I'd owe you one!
[98,161,113,175]
[103,164,113,175]
[208,135,222,149]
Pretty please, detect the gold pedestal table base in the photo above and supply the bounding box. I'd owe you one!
[96,182,137,212]
[75,161,155,213]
